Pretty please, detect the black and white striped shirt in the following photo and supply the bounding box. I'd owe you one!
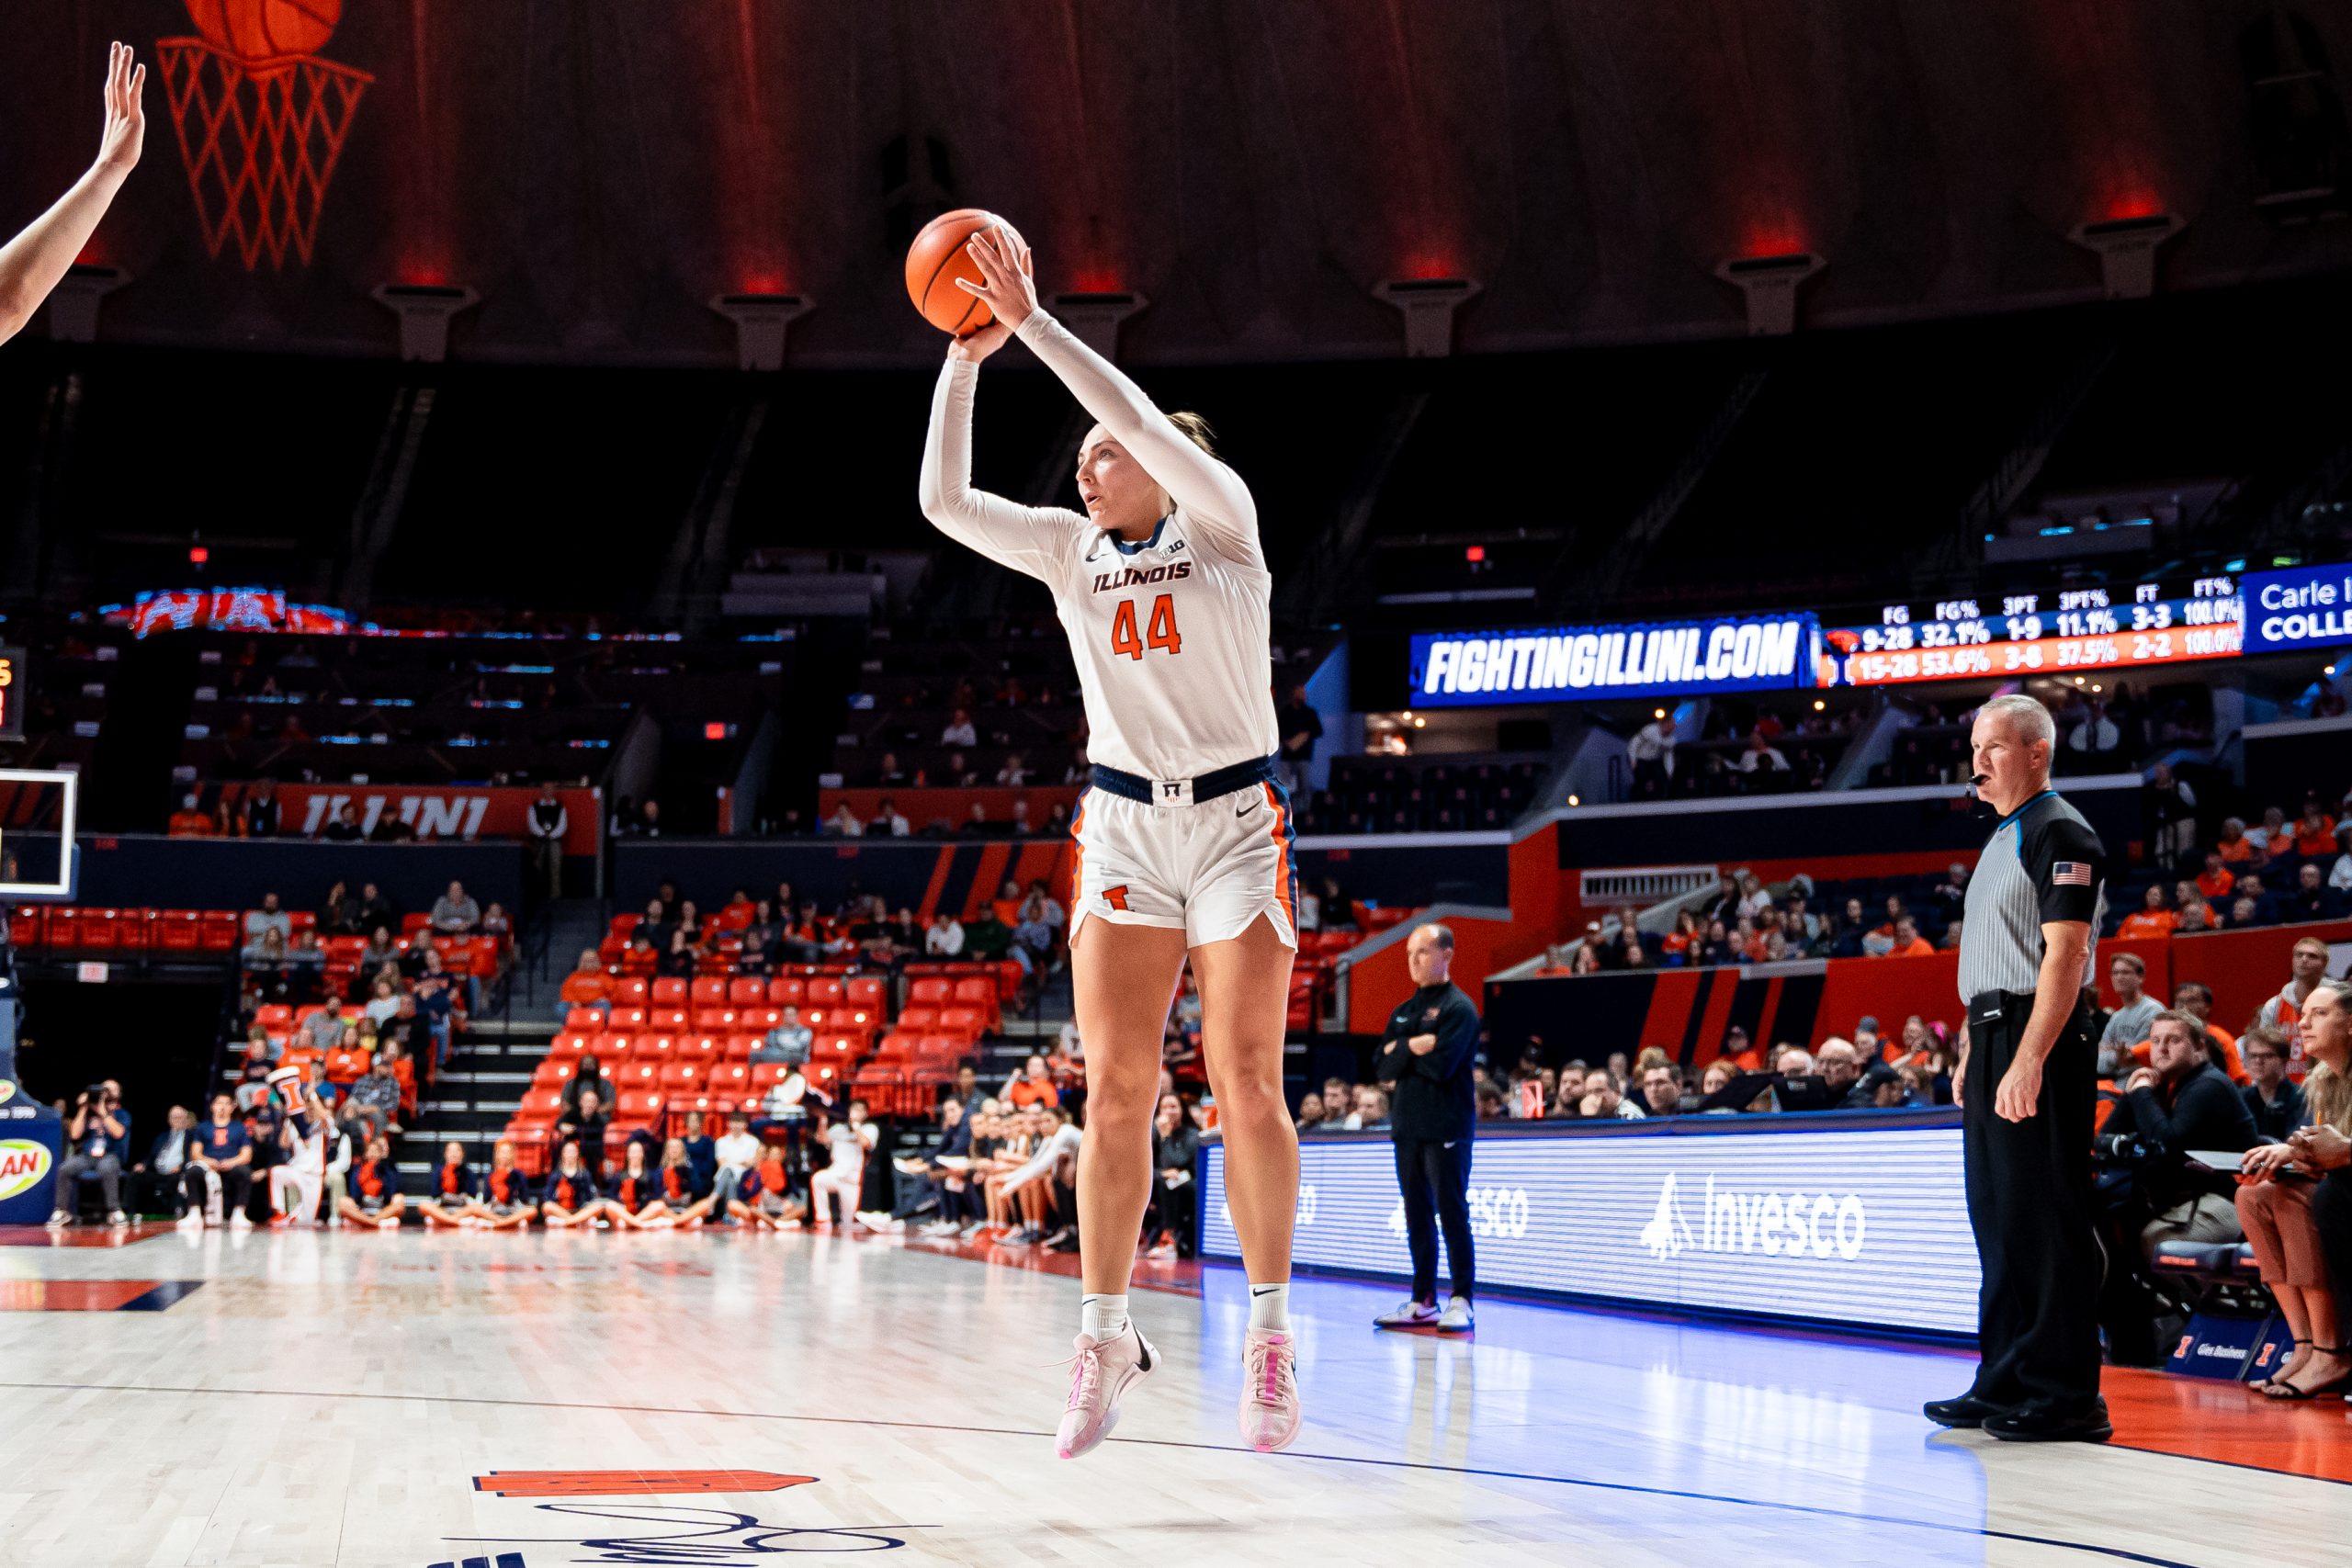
[1957,789,2106,1002]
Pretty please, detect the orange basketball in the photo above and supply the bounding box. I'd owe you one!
[183,0,342,64]
[905,209,1025,337]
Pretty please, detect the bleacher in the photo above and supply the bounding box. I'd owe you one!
[1298,756,1549,836]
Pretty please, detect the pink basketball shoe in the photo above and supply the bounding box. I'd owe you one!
[1055,1325,1157,1459]
[1238,1328,1302,1452]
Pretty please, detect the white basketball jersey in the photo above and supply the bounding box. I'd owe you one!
[920,312,1278,783]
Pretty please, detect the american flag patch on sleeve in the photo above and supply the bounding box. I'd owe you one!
[2052,862,2093,886]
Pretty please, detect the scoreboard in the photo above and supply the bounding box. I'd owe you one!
[1817,574,2245,689]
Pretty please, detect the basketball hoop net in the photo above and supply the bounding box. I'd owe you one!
[155,37,372,270]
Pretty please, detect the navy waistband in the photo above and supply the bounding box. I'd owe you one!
[1088,754,1276,807]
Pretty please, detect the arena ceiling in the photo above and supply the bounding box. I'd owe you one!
[6,1,2351,367]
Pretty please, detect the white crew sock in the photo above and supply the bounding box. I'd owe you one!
[1081,1292,1129,1342]
[1248,1281,1290,1333]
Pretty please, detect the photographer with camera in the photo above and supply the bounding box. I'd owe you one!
[2093,1010,2259,1363]
[46,1079,132,1227]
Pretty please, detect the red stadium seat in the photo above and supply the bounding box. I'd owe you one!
[707,1062,750,1099]
[632,1034,677,1063]
[254,1003,294,1030]
[564,1007,605,1032]
[614,1090,666,1130]
[768,977,806,1007]
[908,977,952,1008]
[650,976,688,1006]
[198,910,241,950]
[595,1032,634,1061]
[117,909,157,949]
[845,976,888,1013]
[607,1007,649,1030]
[897,1006,940,1032]
[807,977,845,1009]
[612,1060,659,1089]
[692,1008,735,1032]
[725,1032,762,1063]
[43,908,81,947]
[680,1034,722,1066]
[649,1008,690,1031]
[401,913,434,935]
[936,1007,984,1041]
[517,1088,564,1122]
[531,1058,576,1089]
[658,1063,707,1094]
[691,976,728,1008]
[608,976,647,1006]
[728,977,767,1006]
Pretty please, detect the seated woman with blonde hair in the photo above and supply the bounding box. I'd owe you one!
[2236,978,2352,1399]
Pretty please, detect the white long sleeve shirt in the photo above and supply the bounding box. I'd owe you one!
[919,311,1278,784]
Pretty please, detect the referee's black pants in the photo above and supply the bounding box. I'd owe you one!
[1962,991,2102,1415]
[1394,1135,1476,1304]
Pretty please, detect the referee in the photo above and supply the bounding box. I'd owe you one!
[1373,923,1480,1334]
[1927,694,2110,1443]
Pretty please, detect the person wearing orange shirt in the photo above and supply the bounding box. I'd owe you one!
[166,792,216,836]
[2294,803,2340,860]
[2214,817,2256,865]
[1879,915,1935,958]
[2113,884,2178,942]
[1006,1054,1061,1109]
[2194,852,2235,905]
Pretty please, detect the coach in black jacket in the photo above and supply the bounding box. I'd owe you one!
[1372,922,1482,1334]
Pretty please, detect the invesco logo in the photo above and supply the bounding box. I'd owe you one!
[0,1138,52,1202]
[1639,1171,1865,1262]
[1387,1186,1531,1241]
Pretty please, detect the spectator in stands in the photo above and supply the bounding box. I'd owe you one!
[368,809,416,843]
[166,791,215,836]
[638,799,664,836]
[1577,1078,1640,1120]
[317,801,362,841]
[360,975,401,1030]
[755,1007,812,1067]
[655,926,697,979]
[2242,1028,2305,1142]
[178,1094,254,1229]
[1736,730,1789,778]
[2171,981,2244,1080]
[1293,1091,1326,1133]
[823,802,865,837]
[244,894,291,946]
[2098,953,2161,1076]
[47,1082,130,1226]
[2257,935,2333,1055]
[679,1111,718,1195]
[238,779,279,838]
[2114,884,2177,941]
[941,707,978,748]
[2066,699,2120,764]
[296,995,345,1055]
[1880,916,1933,958]
[869,795,910,837]
[2287,861,2344,923]
[356,883,396,931]
[1639,1065,1684,1117]
[2215,816,2256,865]
[481,901,512,940]
[1815,1039,1889,1110]
[996,752,1029,786]
[923,909,966,958]
[346,1054,402,1135]
[1626,712,1677,798]
[2170,879,2215,930]
[1008,1055,1060,1110]
[561,1054,614,1122]
[1828,897,1870,959]
[609,794,636,837]
[312,880,356,937]
[526,782,570,901]
[431,881,481,934]
[2235,979,2352,1399]
[733,930,773,978]
[2098,1010,2260,1360]
[2195,851,2236,905]
[241,924,288,980]
[2297,796,2339,860]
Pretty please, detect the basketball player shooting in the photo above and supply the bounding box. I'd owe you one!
[0,42,143,344]
[919,224,1305,1459]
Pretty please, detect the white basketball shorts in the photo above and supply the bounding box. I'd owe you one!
[1069,777,1299,950]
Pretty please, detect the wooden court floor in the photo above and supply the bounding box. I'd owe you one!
[0,1224,2345,1567]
